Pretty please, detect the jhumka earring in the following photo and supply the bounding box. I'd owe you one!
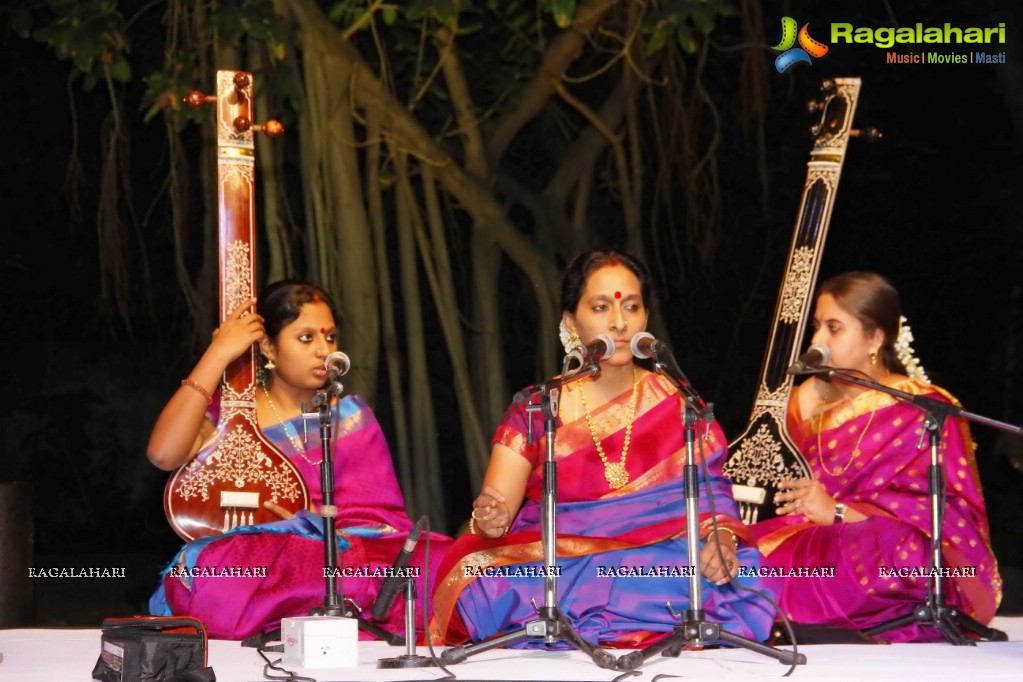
[869,350,878,366]
[264,359,277,371]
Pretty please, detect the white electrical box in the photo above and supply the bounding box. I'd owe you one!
[280,616,358,668]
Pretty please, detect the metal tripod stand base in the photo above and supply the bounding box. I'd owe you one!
[378,654,437,668]
[618,618,806,671]
[440,608,618,670]
[863,602,1007,645]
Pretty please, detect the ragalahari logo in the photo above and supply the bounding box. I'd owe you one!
[772,17,829,72]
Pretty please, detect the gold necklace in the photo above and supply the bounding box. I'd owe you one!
[579,368,639,489]
[815,407,875,477]
[261,385,321,466]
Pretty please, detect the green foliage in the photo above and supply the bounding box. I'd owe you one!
[542,0,576,30]
[7,5,35,39]
[28,0,133,91]
[642,0,737,55]
[136,0,300,129]
[140,57,210,128]
[211,0,296,52]
[324,0,403,28]
[404,0,460,25]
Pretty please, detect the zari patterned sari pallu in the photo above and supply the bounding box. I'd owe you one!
[151,394,452,640]
[749,379,1001,642]
[433,372,776,648]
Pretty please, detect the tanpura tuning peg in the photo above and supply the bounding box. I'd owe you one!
[184,73,252,110]
[184,90,215,109]
[850,127,883,142]
[807,100,825,114]
[232,115,285,138]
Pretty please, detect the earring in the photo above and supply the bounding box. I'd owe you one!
[869,350,878,366]
[559,320,583,354]
[264,359,276,371]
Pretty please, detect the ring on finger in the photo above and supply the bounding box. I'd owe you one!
[471,507,484,521]
[241,311,250,318]
[795,500,802,508]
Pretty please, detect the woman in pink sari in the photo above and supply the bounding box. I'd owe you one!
[749,272,1001,642]
[147,281,450,640]
[432,251,775,648]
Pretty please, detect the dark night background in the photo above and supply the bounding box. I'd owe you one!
[1,1,1022,626]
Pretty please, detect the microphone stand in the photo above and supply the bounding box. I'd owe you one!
[618,352,805,671]
[308,385,401,644]
[378,579,435,668]
[439,362,618,671]
[804,368,1012,645]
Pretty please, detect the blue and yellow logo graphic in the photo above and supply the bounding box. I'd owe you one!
[773,17,829,72]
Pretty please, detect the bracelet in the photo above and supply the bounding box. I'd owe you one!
[181,378,213,406]
[468,514,507,538]
[707,527,739,549]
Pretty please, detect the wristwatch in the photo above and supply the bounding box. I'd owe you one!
[833,502,847,524]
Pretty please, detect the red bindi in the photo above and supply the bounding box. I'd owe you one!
[614,291,622,299]
[320,328,326,335]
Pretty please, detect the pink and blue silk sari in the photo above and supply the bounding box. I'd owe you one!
[748,379,1001,642]
[150,394,452,640]
[432,372,776,647]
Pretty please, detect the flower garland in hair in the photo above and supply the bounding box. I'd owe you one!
[894,315,930,383]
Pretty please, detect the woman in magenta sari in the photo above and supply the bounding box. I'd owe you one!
[147,281,450,640]
[749,272,1001,642]
[432,251,775,648]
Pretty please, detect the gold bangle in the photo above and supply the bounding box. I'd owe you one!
[707,527,739,549]
[468,514,508,538]
[181,378,212,406]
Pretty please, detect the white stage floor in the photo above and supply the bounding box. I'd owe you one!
[2,617,1021,681]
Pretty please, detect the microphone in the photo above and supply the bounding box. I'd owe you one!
[581,333,616,361]
[324,351,351,380]
[510,334,613,404]
[786,343,831,375]
[512,363,602,404]
[370,515,427,621]
[629,331,668,359]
